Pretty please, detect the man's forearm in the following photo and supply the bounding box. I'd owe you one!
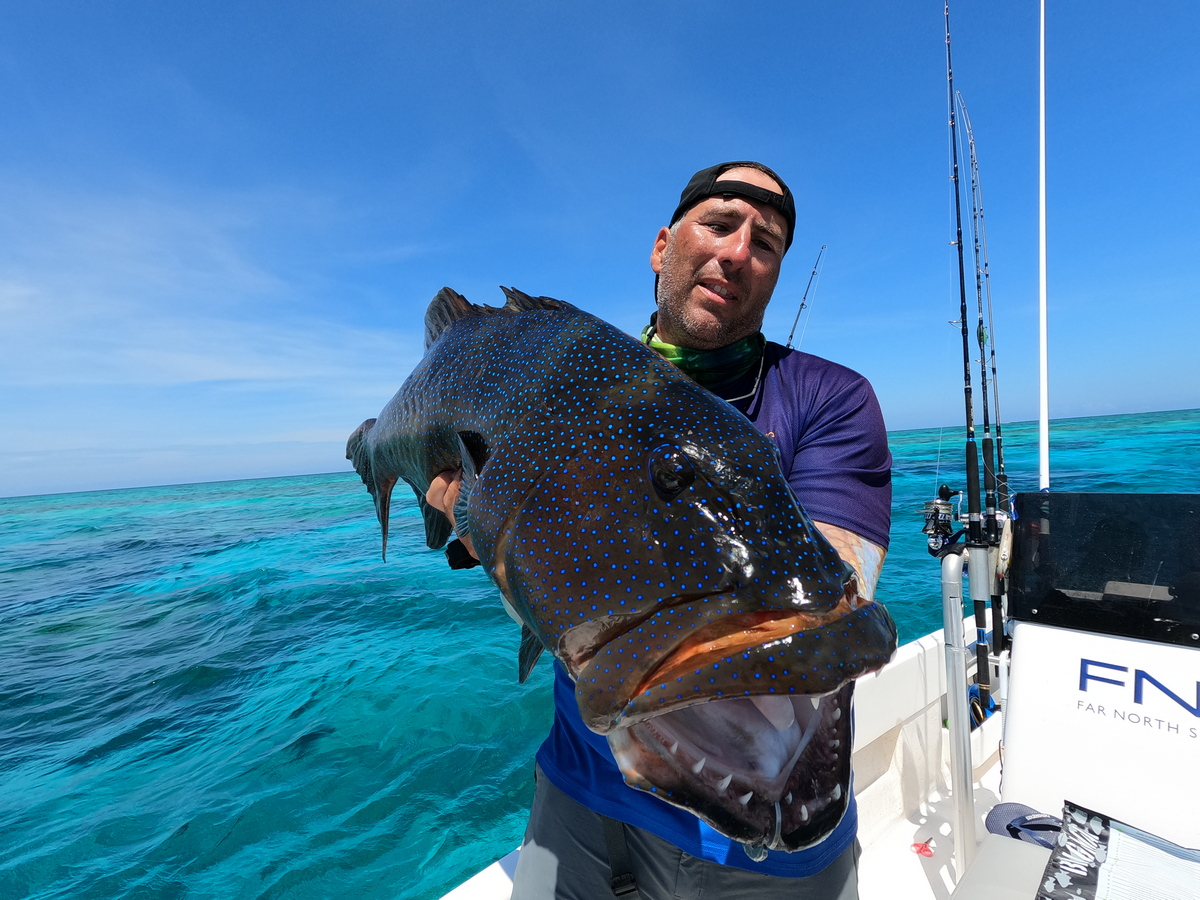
[812,520,886,603]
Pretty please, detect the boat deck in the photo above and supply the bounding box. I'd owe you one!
[443,621,1016,900]
[856,719,1003,899]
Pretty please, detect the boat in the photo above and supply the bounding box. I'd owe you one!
[439,4,1200,897]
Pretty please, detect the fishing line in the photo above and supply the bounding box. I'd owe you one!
[934,426,945,491]
[974,139,1010,515]
[794,266,823,352]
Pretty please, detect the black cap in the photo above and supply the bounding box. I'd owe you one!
[669,161,796,253]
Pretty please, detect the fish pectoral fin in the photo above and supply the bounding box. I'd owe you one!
[518,625,545,684]
[415,489,454,550]
[452,431,487,543]
[456,431,489,475]
[445,539,480,570]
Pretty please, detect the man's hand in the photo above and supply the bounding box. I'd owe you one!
[426,470,478,559]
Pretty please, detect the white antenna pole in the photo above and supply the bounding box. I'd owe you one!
[1038,0,1050,489]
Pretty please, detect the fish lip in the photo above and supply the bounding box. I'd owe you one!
[560,587,731,677]
[625,607,844,705]
[608,683,854,851]
[566,579,849,679]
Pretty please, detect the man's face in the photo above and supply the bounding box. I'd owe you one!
[650,167,788,350]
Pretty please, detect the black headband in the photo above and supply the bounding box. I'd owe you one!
[669,161,796,253]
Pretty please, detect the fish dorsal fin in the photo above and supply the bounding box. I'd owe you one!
[424,287,496,349]
[500,286,575,314]
[426,287,578,349]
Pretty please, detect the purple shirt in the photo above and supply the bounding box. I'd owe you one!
[536,342,892,876]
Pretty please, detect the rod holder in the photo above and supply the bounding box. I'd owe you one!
[941,549,978,878]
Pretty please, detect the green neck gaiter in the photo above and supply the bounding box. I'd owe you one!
[640,318,766,389]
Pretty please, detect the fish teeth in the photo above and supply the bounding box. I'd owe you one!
[832,707,841,721]
[691,756,706,775]
[829,739,840,749]
[669,741,679,755]
[717,774,733,793]
[831,784,842,801]
[738,791,753,806]
[800,804,810,821]
[808,696,820,711]
[785,792,793,804]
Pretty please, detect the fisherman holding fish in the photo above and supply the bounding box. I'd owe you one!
[422,162,893,899]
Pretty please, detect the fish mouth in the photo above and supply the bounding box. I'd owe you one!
[572,595,896,852]
[572,592,895,734]
[608,683,853,852]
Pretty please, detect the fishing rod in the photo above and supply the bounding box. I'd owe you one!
[957,93,998,547]
[959,92,1010,658]
[961,102,1011,518]
[785,245,827,350]
[944,2,990,710]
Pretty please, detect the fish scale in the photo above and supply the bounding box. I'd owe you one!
[348,286,897,851]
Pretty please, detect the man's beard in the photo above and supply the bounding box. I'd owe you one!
[655,271,763,351]
[655,246,766,350]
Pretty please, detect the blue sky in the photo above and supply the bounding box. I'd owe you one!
[1,1,1197,497]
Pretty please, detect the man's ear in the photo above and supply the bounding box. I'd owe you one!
[649,226,671,274]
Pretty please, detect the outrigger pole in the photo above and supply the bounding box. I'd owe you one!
[1038,0,1051,489]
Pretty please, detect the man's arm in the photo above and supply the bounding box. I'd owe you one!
[812,520,886,603]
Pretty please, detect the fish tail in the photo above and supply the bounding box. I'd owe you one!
[346,418,396,559]
[346,418,375,489]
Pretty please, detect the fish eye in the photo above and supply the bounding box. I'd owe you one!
[647,445,695,500]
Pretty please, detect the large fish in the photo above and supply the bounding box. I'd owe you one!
[347,287,896,855]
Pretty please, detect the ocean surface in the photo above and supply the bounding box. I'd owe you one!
[2,408,1197,900]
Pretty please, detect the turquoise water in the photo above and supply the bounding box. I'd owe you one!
[2,409,1197,899]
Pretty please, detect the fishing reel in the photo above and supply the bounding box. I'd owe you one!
[922,484,962,556]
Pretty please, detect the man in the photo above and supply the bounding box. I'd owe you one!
[429,162,891,899]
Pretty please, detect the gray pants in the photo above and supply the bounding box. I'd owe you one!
[511,769,860,900]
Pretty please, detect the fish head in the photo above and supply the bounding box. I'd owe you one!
[465,380,896,853]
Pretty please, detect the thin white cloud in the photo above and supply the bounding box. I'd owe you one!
[0,179,426,388]
[0,179,431,495]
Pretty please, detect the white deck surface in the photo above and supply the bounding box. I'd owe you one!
[857,718,1004,900]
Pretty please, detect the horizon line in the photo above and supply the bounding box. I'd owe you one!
[3,405,1196,502]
